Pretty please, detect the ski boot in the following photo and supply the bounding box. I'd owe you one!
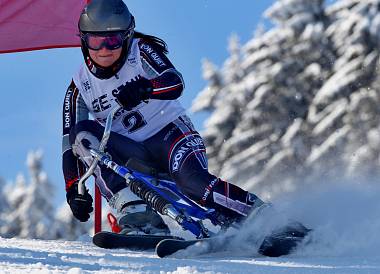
[110,188,170,236]
[118,201,170,235]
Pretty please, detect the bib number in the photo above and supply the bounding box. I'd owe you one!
[122,111,147,133]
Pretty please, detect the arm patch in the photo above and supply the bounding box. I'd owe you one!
[139,39,174,74]
[62,80,88,191]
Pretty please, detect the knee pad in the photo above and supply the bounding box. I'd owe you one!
[72,131,100,155]
[72,131,100,165]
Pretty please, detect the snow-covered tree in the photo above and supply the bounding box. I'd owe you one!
[192,36,248,173]
[53,203,91,240]
[0,177,9,229]
[192,0,380,199]
[1,150,57,239]
[1,150,95,240]
[306,0,380,183]
[18,150,56,239]
[1,173,28,237]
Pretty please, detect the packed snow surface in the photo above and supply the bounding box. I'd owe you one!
[0,182,379,274]
[0,235,378,274]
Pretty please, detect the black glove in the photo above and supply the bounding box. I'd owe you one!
[66,182,93,222]
[114,77,153,110]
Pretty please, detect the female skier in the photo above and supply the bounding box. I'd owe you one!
[63,0,264,235]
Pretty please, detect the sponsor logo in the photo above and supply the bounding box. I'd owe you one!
[83,81,91,93]
[140,43,166,67]
[127,55,137,67]
[171,136,204,172]
[201,178,219,204]
[92,94,111,113]
[64,89,73,128]
[172,145,190,171]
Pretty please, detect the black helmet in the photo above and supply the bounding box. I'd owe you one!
[78,0,135,79]
[79,0,135,33]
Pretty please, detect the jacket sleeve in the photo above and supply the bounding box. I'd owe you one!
[138,39,185,100]
[62,80,89,191]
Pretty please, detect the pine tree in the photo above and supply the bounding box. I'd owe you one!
[53,203,91,240]
[192,36,247,173]
[1,174,27,237]
[193,0,331,196]
[0,177,9,231]
[17,150,56,239]
[2,150,57,239]
[307,0,380,183]
[192,0,380,198]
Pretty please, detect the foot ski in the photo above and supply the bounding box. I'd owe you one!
[156,238,209,258]
[156,222,311,258]
[93,231,182,250]
[258,222,311,257]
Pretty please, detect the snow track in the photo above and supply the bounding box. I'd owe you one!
[0,237,378,274]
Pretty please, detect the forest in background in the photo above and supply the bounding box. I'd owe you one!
[193,0,380,199]
[1,0,380,239]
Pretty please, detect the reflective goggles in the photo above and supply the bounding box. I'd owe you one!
[81,31,132,51]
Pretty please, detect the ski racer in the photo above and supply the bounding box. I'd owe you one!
[63,0,265,235]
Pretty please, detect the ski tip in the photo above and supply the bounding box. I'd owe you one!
[258,223,311,257]
[155,238,182,258]
[155,239,200,258]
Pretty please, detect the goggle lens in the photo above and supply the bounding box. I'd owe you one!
[84,33,125,50]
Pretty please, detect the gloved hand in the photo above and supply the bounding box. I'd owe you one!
[114,77,153,110]
[66,182,93,222]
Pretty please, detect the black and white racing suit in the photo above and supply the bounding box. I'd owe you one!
[62,37,260,219]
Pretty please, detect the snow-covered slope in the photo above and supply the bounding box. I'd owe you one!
[0,182,379,274]
[0,236,378,274]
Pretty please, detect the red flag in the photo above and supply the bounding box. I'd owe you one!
[0,0,88,53]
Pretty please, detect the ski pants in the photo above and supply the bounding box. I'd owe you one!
[70,115,259,218]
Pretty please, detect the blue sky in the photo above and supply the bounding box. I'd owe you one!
[0,1,274,206]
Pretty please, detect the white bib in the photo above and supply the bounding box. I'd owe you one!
[73,39,185,142]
